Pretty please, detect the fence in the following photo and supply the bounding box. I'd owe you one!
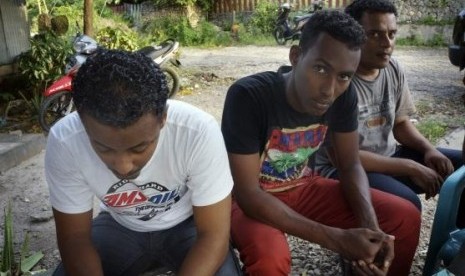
[212,0,352,14]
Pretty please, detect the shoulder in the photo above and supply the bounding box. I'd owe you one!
[165,100,218,131]
[231,71,280,92]
[386,57,406,76]
[48,112,86,143]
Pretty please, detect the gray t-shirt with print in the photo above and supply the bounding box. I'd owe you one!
[315,58,416,177]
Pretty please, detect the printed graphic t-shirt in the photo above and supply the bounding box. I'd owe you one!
[46,100,233,232]
[221,66,358,192]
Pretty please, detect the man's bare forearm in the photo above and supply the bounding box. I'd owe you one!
[58,237,103,276]
[339,165,379,230]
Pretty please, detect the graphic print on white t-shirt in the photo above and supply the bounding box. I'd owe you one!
[103,178,188,221]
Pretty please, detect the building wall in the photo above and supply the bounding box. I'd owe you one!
[393,0,465,23]
[0,0,30,66]
[210,0,465,22]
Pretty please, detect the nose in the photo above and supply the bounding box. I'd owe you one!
[110,153,135,178]
[320,77,336,100]
[379,33,394,48]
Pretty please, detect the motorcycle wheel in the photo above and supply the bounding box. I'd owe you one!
[162,66,180,98]
[39,91,74,133]
[273,26,287,45]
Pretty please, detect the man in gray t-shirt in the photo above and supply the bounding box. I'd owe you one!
[316,0,462,210]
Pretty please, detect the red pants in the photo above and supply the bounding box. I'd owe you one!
[231,177,421,276]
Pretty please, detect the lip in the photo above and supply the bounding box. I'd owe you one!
[112,170,141,180]
[377,52,391,59]
[313,100,331,112]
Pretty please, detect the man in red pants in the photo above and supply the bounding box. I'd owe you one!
[221,9,421,276]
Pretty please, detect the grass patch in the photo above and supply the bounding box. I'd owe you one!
[416,118,448,145]
[396,34,446,47]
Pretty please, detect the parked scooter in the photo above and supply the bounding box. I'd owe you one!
[448,9,465,85]
[38,33,180,133]
[273,2,322,45]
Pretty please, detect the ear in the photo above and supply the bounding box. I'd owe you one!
[160,105,168,128]
[289,45,302,67]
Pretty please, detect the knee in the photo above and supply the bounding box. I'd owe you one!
[375,194,421,239]
[382,198,421,241]
[409,194,422,212]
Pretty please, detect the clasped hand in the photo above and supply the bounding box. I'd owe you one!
[338,228,395,276]
[410,149,454,199]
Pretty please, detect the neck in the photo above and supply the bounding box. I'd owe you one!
[282,71,303,113]
[356,66,380,81]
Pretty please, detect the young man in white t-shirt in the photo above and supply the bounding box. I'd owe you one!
[45,49,241,276]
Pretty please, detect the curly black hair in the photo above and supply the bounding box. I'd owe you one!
[345,0,397,22]
[300,10,366,52]
[72,49,168,128]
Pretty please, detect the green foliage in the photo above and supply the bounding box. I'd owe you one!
[416,16,438,25]
[52,5,83,34]
[437,0,450,9]
[51,15,70,35]
[17,31,73,94]
[96,27,141,51]
[1,203,14,273]
[0,202,45,275]
[408,16,454,26]
[142,15,231,46]
[27,0,115,34]
[150,0,214,12]
[246,1,279,35]
[416,119,448,144]
[231,23,275,46]
[428,34,446,47]
[396,34,446,47]
[18,91,42,117]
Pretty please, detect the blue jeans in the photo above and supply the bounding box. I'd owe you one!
[53,212,242,276]
[330,146,463,211]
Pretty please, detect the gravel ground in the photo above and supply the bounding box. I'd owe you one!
[0,45,464,275]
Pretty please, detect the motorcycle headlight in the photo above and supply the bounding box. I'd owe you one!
[73,41,87,53]
[73,35,98,54]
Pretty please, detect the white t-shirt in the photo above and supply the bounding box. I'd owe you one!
[45,100,233,232]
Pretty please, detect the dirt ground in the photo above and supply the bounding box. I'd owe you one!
[0,45,464,275]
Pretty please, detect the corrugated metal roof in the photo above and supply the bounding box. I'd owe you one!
[0,0,30,65]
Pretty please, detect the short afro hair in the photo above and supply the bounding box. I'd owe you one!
[299,10,366,52]
[345,0,397,22]
[72,49,168,128]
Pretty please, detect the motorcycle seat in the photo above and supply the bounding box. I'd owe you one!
[137,39,177,60]
[294,14,313,22]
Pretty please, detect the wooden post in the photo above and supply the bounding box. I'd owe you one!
[84,0,93,36]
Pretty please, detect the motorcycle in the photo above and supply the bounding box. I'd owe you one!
[273,2,322,45]
[448,8,465,85]
[38,33,181,133]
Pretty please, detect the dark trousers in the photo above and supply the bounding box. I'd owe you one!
[54,212,242,276]
[330,146,463,211]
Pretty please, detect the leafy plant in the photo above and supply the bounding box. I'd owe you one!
[0,202,45,275]
[96,26,141,51]
[150,0,214,12]
[142,14,230,46]
[17,31,73,95]
[246,1,278,35]
[18,92,43,117]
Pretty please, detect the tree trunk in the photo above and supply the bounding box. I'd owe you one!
[186,3,201,28]
[84,0,93,36]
